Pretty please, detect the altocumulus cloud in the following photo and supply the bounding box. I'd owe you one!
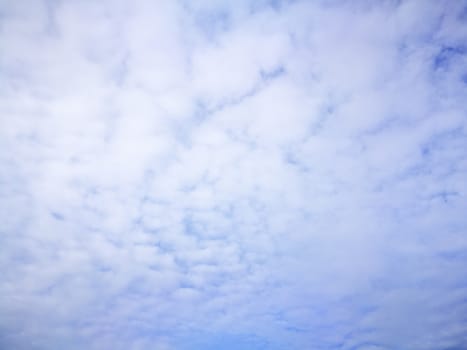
[1,0,467,349]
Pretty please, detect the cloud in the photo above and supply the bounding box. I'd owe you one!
[1,0,467,349]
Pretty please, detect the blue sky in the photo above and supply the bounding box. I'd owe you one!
[1,0,467,349]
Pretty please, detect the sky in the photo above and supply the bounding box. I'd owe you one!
[1,0,467,349]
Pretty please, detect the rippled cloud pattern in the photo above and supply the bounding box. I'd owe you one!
[1,1,467,349]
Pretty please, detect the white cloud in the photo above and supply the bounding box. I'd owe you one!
[1,0,467,349]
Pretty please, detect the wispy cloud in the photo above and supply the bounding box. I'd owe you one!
[1,0,467,349]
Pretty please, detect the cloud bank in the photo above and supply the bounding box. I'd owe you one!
[1,0,467,349]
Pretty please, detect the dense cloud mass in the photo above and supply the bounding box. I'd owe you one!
[1,0,467,349]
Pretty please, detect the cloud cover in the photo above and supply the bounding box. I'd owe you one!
[1,0,467,349]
